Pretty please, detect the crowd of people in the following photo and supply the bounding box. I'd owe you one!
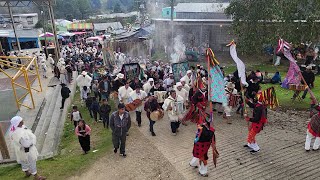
[7,36,320,178]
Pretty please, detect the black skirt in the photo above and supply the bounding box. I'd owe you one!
[78,135,90,152]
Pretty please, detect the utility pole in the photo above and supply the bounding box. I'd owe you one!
[170,0,174,55]
[48,0,60,60]
[7,1,21,51]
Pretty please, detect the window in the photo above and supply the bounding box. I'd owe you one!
[166,11,169,15]
[26,17,33,25]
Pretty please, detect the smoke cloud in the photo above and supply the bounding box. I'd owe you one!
[170,35,186,63]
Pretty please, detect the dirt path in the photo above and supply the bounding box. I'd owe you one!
[69,126,184,180]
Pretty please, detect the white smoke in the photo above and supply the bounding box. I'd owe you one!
[170,35,186,63]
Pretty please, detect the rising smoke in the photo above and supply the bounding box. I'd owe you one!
[170,35,186,63]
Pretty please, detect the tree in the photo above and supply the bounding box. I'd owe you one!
[78,0,92,19]
[113,2,122,13]
[225,0,320,53]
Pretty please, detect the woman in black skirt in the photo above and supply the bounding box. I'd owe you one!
[75,120,91,154]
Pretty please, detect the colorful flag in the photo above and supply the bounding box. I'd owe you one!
[209,66,228,105]
[277,39,301,88]
[229,44,248,86]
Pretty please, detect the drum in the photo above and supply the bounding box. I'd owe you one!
[150,109,164,121]
[154,91,167,103]
[125,99,142,111]
[296,85,307,91]
[289,84,296,90]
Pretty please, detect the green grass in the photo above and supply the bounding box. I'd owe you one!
[0,91,115,180]
[224,63,320,110]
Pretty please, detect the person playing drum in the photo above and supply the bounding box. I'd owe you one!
[163,90,184,136]
[144,95,160,136]
[129,85,147,127]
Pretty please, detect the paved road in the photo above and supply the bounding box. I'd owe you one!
[130,109,319,180]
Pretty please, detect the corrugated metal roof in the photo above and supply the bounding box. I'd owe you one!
[175,3,230,13]
[93,22,123,31]
[0,29,39,38]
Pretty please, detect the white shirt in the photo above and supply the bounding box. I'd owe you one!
[162,95,184,122]
[129,90,147,112]
[76,74,92,88]
[72,111,81,121]
[118,86,133,104]
[175,88,188,103]
[143,82,154,94]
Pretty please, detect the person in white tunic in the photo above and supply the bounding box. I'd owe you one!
[182,70,193,86]
[10,116,46,180]
[163,73,175,91]
[162,90,184,135]
[59,61,67,84]
[174,82,189,125]
[47,54,55,69]
[76,71,92,100]
[129,86,147,127]
[180,77,190,92]
[224,82,238,124]
[40,59,48,78]
[118,82,133,104]
[143,78,154,94]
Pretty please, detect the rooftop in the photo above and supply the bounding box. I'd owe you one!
[175,3,230,13]
[93,22,123,31]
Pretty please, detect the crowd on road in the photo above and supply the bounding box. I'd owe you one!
[6,36,320,179]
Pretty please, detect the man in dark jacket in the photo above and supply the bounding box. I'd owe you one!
[99,76,111,100]
[60,83,71,109]
[110,103,131,157]
[302,66,315,99]
[100,99,111,128]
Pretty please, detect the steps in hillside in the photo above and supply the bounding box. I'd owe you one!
[35,85,61,153]
[34,87,55,137]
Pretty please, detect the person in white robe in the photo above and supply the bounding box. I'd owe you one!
[163,73,175,91]
[182,70,193,86]
[10,116,46,180]
[47,54,55,69]
[143,78,154,94]
[129,86,147,127]
[40,59,48,78]
[118,82,133,104]
[59,62,67,84]
[180,77,190,92]
[162,90,184,135]
[76,71,92,100]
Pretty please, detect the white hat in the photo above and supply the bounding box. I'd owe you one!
[306,66,312,70]
[117,73,124,79]
[49,54,52,57]
[81,71,87,75]
[180,77,186,82]
[187,70,192,74]
[227,82,235,89]
[176,82,182,87]
[148,78,154,82]
[10,116,23,132]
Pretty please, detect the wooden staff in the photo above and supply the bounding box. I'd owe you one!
[206,49,213,122]
[298,71,318,104]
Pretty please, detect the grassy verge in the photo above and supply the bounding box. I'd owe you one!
[0,91,115,180]
[224,63,320,110]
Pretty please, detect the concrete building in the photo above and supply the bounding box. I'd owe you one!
[0,13,39,29]
[154,3,233,52]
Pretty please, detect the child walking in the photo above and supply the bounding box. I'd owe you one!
[71,106,82,128]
